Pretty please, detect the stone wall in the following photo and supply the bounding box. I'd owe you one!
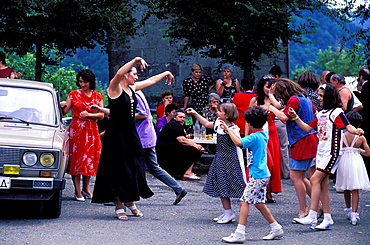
[108,12,289,109]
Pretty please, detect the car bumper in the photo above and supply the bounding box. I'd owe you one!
[0,177,65,200]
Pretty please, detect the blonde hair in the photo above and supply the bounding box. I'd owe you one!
[191,63,203,71]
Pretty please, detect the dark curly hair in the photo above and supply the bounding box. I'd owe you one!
[256,75,276,105]
[345,111,363,128]
[76,69,96,90]
[319,83,342,110]
[240,78,255,91]
[269,65,282,77]
[325,71,335,84]
[296,71,320,90]
[0,51,6,65]
[244,107,268,129]
[164,103,180,116]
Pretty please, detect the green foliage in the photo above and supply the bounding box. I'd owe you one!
[336,0,370,55]
[2,48,107,104]
[0,0,138,80]
[61,46,109,86]
[291,44,365,81]
[289,10,360,71]
[140,0,344,77]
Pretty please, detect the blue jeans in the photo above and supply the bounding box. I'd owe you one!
[143,147,184,195]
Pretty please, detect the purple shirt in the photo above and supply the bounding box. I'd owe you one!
[135,90,156,148]
[155,116,168,136]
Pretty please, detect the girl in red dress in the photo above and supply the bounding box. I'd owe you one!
[61,69,104,202]
[249,75,282,202]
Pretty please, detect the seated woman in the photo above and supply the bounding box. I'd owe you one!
[156,110,204,180]
[155,103,180,136]
[201,93,220,123]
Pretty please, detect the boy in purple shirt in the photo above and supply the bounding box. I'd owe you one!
[220,107,283,243]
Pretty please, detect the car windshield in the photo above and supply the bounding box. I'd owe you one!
[0,85,57,125]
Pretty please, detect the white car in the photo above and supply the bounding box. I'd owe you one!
[0,78,69,218]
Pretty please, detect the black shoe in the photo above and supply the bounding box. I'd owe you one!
[266,197,276,203]
[173,190,188,205]
[104,202,116,206]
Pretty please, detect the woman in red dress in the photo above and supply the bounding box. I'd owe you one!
[61,69,104,201]
[249,75,282,202]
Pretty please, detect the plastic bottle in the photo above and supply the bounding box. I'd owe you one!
[200,125,206,139]
[194,119,200,139]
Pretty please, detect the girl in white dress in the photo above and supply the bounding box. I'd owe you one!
[187,103,246,224]
[334,111,370,225]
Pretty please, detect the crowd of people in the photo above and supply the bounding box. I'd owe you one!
[54,56,370,243]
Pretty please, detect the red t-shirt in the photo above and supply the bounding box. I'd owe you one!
[0,67,14,78]
[283,96,318,160]
[232,92,256,135]
[156,102,179,118]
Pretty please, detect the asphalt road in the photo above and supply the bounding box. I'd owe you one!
[1,173,369,245]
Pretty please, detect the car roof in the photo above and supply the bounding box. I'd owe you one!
[0,78,55,92]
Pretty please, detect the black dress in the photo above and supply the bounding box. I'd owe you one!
[92,87,154,203]
[156,120,202,179]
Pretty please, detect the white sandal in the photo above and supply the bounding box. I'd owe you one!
[125,204,143,217]
[115,209,128,220]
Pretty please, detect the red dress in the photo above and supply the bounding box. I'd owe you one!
[266,112,282,193]
[67,89,103,176]
[246,112,282,194]
[233,92,256,136]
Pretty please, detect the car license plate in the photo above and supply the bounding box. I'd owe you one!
[0,177,10,189]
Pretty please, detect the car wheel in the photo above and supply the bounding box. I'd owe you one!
[42,190,62,218]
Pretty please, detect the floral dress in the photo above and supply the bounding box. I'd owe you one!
[67,89,103,176]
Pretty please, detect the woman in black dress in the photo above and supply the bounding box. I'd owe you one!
[92,57,174,220]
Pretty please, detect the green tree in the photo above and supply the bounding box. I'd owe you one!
[289,10,360,71]
[0,0,137,81]
[336,0,370,55]
[3,48,107,103]
[141,0,342,78]
[290,44,365,81]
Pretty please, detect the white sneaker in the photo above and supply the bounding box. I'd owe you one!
[293,216,317,226]
[262,228,283,240]
[213,213,225,222]
[314,219,334,230]
[221,233,245,244]
[350,212,360,225]
[217,213,236,224]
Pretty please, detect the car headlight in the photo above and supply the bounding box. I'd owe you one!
[40,153,55,167]
[22,152,38,166]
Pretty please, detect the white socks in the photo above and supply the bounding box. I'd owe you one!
[323,213,332,221]
[308,209,318,219]
[223,209,234,219]
[235,224,245,235]
[269,221,282,231]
